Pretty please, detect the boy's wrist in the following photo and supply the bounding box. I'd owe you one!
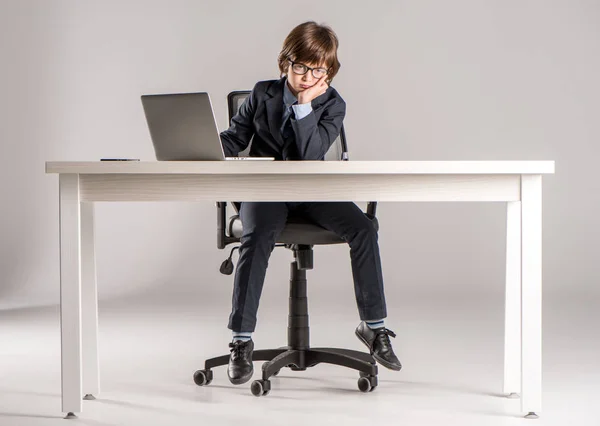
[297,95,310,104]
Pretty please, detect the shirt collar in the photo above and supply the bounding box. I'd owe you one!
[283,78,298,109]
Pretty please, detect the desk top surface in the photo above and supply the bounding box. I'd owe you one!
[45,160,555,175]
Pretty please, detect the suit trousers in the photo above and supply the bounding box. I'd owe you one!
[228,201,388,333]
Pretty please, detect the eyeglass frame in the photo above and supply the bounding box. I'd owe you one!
[287,59,330,79]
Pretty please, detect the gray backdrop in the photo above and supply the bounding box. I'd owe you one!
[0,0,597,318]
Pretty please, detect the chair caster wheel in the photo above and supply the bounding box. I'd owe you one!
[193,369,213,386]
[358,375,378,392]
[251,379,271,397]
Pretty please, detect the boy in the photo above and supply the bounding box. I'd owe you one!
[220,21,401,385]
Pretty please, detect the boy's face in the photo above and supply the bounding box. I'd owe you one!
[285,60,329,97]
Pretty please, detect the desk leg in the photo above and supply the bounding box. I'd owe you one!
[521,175,543,418]
[81,202,99,400]
[504,201,521,398]
[59,174,82,418]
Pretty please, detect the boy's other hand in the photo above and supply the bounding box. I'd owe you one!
[297,75,328,105]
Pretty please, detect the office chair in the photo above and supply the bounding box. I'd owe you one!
[193,90,380,396]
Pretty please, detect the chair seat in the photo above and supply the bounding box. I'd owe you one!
[228,213,379,246]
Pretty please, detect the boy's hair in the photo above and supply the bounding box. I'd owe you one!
[278,21,341,83]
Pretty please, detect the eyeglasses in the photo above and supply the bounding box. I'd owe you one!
[288,59,329,79]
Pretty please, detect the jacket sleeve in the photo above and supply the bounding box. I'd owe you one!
[289,96,346,160]
[219,86,258,157]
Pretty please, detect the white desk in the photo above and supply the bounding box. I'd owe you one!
[45,160,555,419]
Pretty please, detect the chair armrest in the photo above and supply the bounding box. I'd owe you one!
[366,201,378,218]
[217,202,238,249]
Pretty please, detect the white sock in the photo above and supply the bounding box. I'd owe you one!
[232,331,252,342]
[365,319,385,330]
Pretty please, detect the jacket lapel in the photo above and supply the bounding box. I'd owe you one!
[310,87,330,110]
[264,78,286,146]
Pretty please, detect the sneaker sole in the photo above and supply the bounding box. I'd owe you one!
[355,330,402,371]
[227,368,254,385]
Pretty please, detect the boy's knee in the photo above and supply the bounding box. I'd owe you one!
[350,221,378,243]
[241,227,279,247]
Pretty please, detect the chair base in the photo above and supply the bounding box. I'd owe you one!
[203,346,377,380]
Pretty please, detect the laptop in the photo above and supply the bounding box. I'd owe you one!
[141,92,274,161]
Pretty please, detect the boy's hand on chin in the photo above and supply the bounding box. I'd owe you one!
[297,75,328,105]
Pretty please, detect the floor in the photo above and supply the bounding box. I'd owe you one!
[0,295,597,426]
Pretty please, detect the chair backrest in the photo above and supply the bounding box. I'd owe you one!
[227,91,348,161]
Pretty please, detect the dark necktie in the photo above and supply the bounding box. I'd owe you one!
[281,104,296,159]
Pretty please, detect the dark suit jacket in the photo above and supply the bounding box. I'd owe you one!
[220,77,346,160]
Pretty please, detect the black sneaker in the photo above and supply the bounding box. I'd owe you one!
[227,339,254,385]
[355,321,402,371]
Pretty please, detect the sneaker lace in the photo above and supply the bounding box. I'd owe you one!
[229,341,247,360]
[375,328,396,349]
